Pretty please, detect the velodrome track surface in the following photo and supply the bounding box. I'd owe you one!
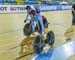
[0,10,75,60]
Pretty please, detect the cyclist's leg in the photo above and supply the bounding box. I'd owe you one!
[72,13,75,25]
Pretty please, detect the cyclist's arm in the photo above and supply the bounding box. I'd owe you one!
[25,12,29,20]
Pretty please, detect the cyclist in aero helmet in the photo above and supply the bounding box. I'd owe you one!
[24,5,35,22]
[29,10,45,35]
[24,5,40,22]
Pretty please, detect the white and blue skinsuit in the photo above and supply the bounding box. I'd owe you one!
[30,14,45,35]
[25,10,31,20]
[25,6,36,20]
[25,6,44,34]
[25,5,40,20]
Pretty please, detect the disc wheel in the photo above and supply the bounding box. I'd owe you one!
[33,35,45,54]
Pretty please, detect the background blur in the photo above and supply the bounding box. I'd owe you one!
[0,0,75,60]
[0,0,75,5]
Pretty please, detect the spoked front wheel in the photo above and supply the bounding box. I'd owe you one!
[23,23,32,36]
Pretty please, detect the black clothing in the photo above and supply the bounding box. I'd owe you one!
[72,4,75,14]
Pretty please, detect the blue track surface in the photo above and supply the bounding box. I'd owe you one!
[31,41,75,60]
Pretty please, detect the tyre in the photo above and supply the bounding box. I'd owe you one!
[46,31,55,46]
[23,23,32,36]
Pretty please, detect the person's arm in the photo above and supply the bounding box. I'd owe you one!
[25,11,29,20]
[72,5,75,13]
[24,11,29,22]
[72,8,75,13]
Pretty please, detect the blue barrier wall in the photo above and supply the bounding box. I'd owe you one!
[35,5,72,11]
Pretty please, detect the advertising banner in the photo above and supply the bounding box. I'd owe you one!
[0,5,72,13]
